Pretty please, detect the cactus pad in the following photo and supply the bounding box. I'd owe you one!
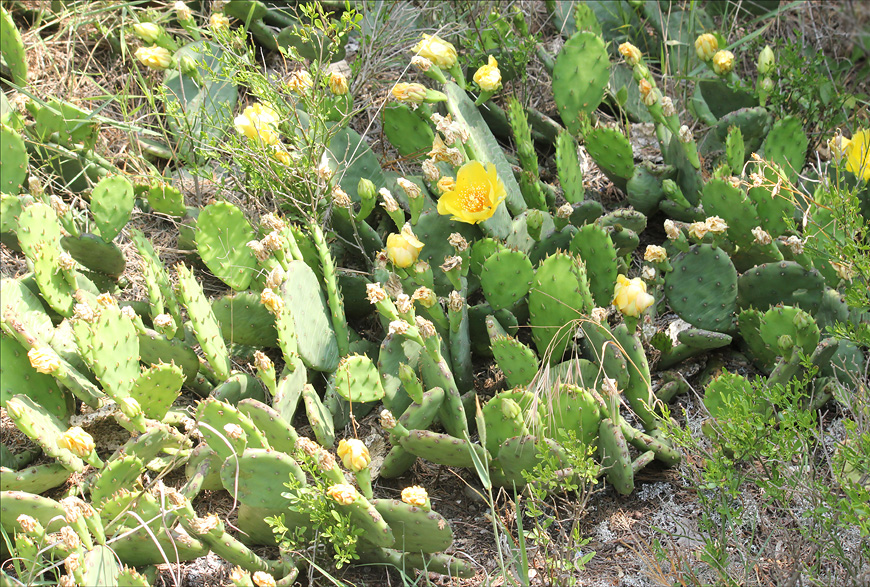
[372,499,453,554]
[664,244,738,333]
[480,248,534,311]
[280,260,339,372]
[552,31,610,136]
[529,252,593,363]
[584,127,634,191]
[736,261,825,314]
[195,202,258,291]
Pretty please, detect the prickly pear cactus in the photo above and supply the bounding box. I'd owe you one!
[90,175,134,242]
[0,123,28,194]
[584,127,635,191]
[664,244,738,333]
[0,6,27,86]
[528,252,594,362]
[195,201,259,291]
[553,31,610,136]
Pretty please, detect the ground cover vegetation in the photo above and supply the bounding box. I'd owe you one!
[0,0,868,585]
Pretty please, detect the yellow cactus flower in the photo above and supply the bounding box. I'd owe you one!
[209,13,230,29]
[436,160,506,224]
[260,288,284,315]
[473,55,502,92]
[135,45,172,70]
[401,485,428,507]
[618,42,643,66]
[273,147,294,166]
[386,224,425,268]
[287,70,313,93]
[643,245,667,263]
[437,176,456,194]
[252,572,276,587]
[412,33,457,68]
[612,275,655,318]
[328,71,349,95]
[711,50,734,76]
[234,103,280,146]
[327,483,359,505]
[392,82,427,104]
[694,33,718,62]
[28,346,61,374]
[337,438,371,472]
[57,427,96,457]
[845,129,870,181]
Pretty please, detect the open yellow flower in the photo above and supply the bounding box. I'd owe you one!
[436,161,506,224]
[612,275,655,318]
[234,102,280,146]
[28,346,61,374]
[845,129,870,181]
[473,56,502,92]
[412,33,457,68]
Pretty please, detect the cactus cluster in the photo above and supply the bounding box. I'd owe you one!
[1,1,866,585]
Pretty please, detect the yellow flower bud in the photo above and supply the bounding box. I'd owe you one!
[386,225,424,268]
[437,176,456,194]
[28,346,61,374]
[327,483,359,505]
[118,397,142,419]
[473,55,502,92]
[618,42,643,66]
[412,33,457,68]
[273,147,294,166]
[694,33,718,62]
[392,82,427,104]
[612,275,655,318]
[337,438,371,472]
[57,427,96,457]
[174,2,193,21]
[401,485,428,507]
[757,45,775,75]
[135,45,172,70]
[328,71,349,95]
[234,102,280,146]
[711,50,734,76]
[209,13,230,29]
[133,22,162,44]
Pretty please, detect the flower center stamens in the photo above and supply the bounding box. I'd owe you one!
[459,185,489,213]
